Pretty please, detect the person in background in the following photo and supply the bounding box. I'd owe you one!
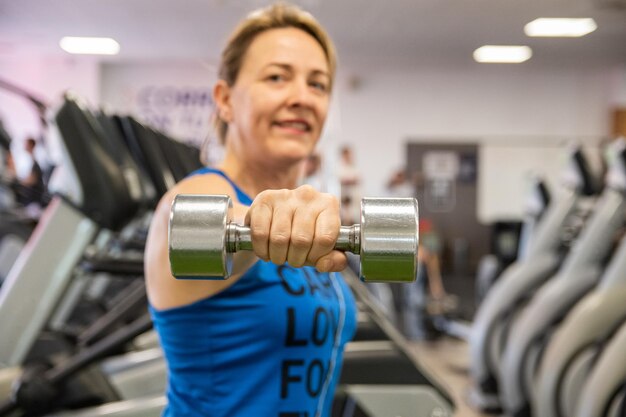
[337,145,361,224]
[380,168,456,338]
[386,168,415,198]
[144,4,357,417]
[3,137,46,210]
[18,137,45,206]
[0,119,11,153]
[301,151,326,191]
[418,219,448,303]
[0,145,16,210]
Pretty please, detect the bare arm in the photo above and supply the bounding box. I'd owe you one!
[144,174,256,310]
[418,245,446,299]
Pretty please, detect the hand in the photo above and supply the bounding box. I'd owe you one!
[245,185,346,272]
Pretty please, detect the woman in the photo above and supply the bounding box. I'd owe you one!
[144,4,357,417]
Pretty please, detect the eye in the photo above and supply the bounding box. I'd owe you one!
[309,80,329,93]
[266,73,286,83]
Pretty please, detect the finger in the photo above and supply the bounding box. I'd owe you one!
[307,205,340,265]
[268,203,293,265]
[315,251,348,273]
[247,201,272,261]
[287,205,315,267]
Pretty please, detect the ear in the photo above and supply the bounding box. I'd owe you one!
[213,80,233,123]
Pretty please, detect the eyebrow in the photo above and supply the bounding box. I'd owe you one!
[263,62,330,79]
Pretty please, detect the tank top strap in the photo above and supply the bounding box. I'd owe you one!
[187,167,252,206]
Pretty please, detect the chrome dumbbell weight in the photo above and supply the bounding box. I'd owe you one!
[169,195,419,282]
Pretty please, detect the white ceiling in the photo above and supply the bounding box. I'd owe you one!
[1,0,626,69]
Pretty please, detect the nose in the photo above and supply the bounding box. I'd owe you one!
[286,77,314,109]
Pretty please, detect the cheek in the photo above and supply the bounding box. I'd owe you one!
[234,96,263,135]
[248,93,280,125]
[315,101,330,128]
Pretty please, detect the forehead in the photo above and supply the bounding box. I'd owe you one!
[241,27,329,74]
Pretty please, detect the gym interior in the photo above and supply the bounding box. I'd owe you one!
[1,1,626,416]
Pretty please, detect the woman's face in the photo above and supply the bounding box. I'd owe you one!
[222,27,331,166]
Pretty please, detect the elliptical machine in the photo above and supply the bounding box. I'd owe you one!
[469,146,598,411]
[498,138,626,417]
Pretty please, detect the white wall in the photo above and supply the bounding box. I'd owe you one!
[610,65,626,107]
[477,142,604,222]
[336,65,615,221]
[2,55,622,221]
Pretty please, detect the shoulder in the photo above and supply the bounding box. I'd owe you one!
[145,171,246,309]
[150,170,242,262]
[174,170,235,195]
[155,171,238,217]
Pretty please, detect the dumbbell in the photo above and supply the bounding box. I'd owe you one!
[169,195,419,282]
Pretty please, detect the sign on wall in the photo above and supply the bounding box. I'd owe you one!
[100,63,224,164]
[135,85,213,146]
[423,151,460,212]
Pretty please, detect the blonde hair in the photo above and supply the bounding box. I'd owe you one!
[213,2,337,145]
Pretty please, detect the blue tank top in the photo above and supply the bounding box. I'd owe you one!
[149,168,357,417]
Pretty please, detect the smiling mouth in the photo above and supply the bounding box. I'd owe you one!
[273,120,312,132]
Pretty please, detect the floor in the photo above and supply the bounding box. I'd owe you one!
[383,270,498,417]
[409,337,502,417]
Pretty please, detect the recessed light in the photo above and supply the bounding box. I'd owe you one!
[59,37,120,55]
[524,18,597,37]
[473,45,532,63]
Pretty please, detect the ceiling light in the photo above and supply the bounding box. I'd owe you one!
[59,37,120,55]
[524,18,597,37]
[473,45,532,63]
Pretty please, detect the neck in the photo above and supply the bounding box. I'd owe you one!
[218,151,303,198]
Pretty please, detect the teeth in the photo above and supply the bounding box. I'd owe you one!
[278,121,309,131]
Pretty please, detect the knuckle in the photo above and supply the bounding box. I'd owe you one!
[321,195,340,212]
[295,184,317,200]
[256,189,286,204]
[316,233,337,249]
[254,190,271,203]
[250,227,269,242]
[269,233,290,246]
[251,199,272,216]
[327,195,340,209]
[291,233,313,248]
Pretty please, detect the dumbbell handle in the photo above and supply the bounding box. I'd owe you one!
[225,224,361,254]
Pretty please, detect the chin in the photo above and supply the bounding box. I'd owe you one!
[265,150,309,168]
[281,151,310,164]
[270,141,315,160]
